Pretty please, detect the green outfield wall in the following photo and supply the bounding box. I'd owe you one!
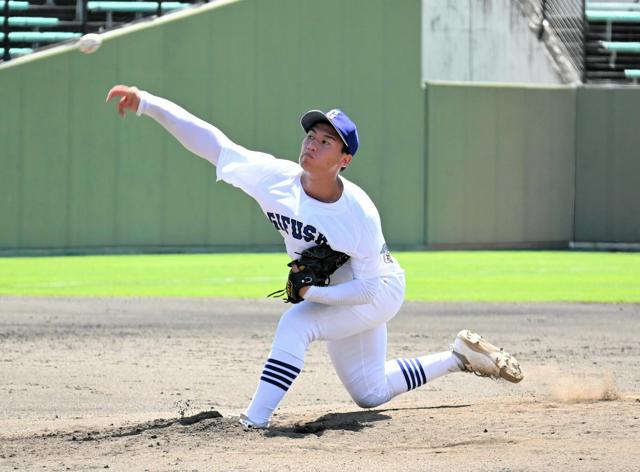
[1,0,639,254]
[424,82,576,248]
[424,83,640,247]
[575,87,640,243]
[0,0,424,253]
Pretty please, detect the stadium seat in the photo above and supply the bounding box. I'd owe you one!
[0,1,29,11]
[601,41,640,53]
[0,31,81,42]
[585,10,640,22]
[624,69,640,78]
[585,10,640,43]
[86,1,191,13]
[0,46,33,55]
[599,40,640,69]
[586,2,640,10]
[85,1,191,28]
[0,16,60,27]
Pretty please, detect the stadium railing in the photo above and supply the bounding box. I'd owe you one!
[540,0,587,81]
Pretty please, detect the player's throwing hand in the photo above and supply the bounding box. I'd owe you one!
[106,85,141,117]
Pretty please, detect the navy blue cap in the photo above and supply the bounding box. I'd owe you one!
[300,108,359,156]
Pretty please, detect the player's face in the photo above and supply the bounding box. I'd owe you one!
[299,123,352,175]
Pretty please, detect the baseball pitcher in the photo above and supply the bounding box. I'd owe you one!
[107,85,523,429]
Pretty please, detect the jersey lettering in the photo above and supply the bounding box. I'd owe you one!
[280,216,291,233]
[302,224,316,242]
[267,212,280,231]
[315,233,328,246]
[290,219,303,240]
[266,212,328,246]
[275,213,284,231]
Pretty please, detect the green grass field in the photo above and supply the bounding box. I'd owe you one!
[0,251,639,302]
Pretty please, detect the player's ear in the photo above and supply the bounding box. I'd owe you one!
[340,154,353,169]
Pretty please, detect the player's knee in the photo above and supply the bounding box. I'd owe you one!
[352,392,388,409]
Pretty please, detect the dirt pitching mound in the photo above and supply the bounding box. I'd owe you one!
[2,297,639,471]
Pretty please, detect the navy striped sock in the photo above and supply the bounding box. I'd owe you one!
[396,357,428,391]
[260,357,301,392]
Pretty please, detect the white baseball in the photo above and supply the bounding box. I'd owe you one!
[78,33,102,54]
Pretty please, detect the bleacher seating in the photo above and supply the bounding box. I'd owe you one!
[601,40,640,52]
[584,1,640,82]
[0,31,81,41]
[0,1,30,11]
[0,16,60,26]
[0,46,32,55]
[87,1,190,12]
[624,68,640,79]
[86,1,191,28]
[587,2,640,11]
[1,0,199,61]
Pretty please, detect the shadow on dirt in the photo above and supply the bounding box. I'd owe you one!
[267,403,471,438]
[267,410,390,438]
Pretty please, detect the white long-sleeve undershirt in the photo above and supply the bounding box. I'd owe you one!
[136,91,230,166]
[135,91,386,307]
[303,277,381,305]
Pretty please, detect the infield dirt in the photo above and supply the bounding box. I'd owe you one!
[1,297,639,471]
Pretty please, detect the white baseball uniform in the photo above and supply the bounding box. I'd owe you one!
[136,91,463,426]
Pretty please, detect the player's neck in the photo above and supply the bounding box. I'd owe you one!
[301,172,343,203]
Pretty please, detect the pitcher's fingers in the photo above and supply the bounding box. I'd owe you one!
[118,96,128,117]
[106,85,128,103]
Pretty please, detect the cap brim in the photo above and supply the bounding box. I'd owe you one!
[300,110,349,149]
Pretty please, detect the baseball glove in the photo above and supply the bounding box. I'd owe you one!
[267,243,350,304]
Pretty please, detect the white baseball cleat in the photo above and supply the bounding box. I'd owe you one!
[452,329,523,383]
[239,413,270,430]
